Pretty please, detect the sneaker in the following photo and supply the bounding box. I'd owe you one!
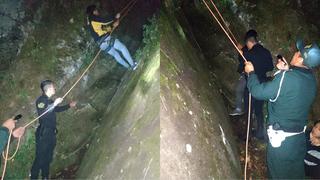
[229,108,245,116]
[132,62,138,71]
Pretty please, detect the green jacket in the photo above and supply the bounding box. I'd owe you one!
[0,126,9,166]
[247,66,317,130]
[0,126,9,152]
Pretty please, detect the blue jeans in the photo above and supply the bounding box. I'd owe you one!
[99,36,134,69]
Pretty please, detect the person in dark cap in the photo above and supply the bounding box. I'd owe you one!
[230,30,274,140]
[86,4,138,70]
[30,80,77,179]
[244,39,320,179]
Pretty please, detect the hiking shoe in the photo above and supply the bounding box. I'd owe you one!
[132,62,138,71]
[229,108,245,116]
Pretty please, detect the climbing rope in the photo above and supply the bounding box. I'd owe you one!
[201,0,247,61]
[1,0,139,179]
[1,130,12,179]
[208,0,239,45]
[119,0,138,20]
[1,138,20,161]
[201,1,252,179]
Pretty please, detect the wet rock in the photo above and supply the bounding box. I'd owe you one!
[160,5,241,179]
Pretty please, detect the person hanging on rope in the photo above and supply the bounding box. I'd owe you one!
[232,30,274,140]
[244,39,320,179]
[30,80,77,180]
[86,4,138,70]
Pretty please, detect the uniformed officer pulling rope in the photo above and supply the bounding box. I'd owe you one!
[244,39,320,179]
[30,80,76,180]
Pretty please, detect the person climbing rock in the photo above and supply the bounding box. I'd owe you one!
[229,45,248,116]
[86,4,138,70]
[232,30,274,140]
[30,80,77,180]
[244,39,320,179]
[304,120,320,179]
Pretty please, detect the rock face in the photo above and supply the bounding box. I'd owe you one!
[77,36,160,179]
[160,3,241,179]
[160,0,320,179]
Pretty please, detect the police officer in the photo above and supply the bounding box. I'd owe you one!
[86,4,138,70]
[244,39,320,179]
[30,80,76,179]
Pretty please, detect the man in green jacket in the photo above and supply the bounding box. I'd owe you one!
[0,118,25,151]
[0,118,25,169]
[244,39,320,179]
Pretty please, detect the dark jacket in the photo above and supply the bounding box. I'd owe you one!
[243,43,274,82]
[305,130,320,178]
[36,94,70,129]
[0,126,9,166]
[247,66,317,130]
[87,14,115,42]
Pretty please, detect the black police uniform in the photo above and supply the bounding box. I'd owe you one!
[30,94,70,179]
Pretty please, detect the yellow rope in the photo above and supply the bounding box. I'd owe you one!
[209,0,239,45]
[2,137,20,161]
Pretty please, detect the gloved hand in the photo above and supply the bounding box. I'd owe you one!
[53,97,63,106]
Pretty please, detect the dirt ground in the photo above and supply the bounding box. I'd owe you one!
[230,114,268,179]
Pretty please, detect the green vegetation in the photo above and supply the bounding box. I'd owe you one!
[135,15,159,61]
[5,130,36,179]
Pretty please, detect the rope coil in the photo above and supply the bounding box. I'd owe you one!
[1,0,138,179]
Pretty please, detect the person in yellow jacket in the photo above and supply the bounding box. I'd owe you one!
[86,5,138,70]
